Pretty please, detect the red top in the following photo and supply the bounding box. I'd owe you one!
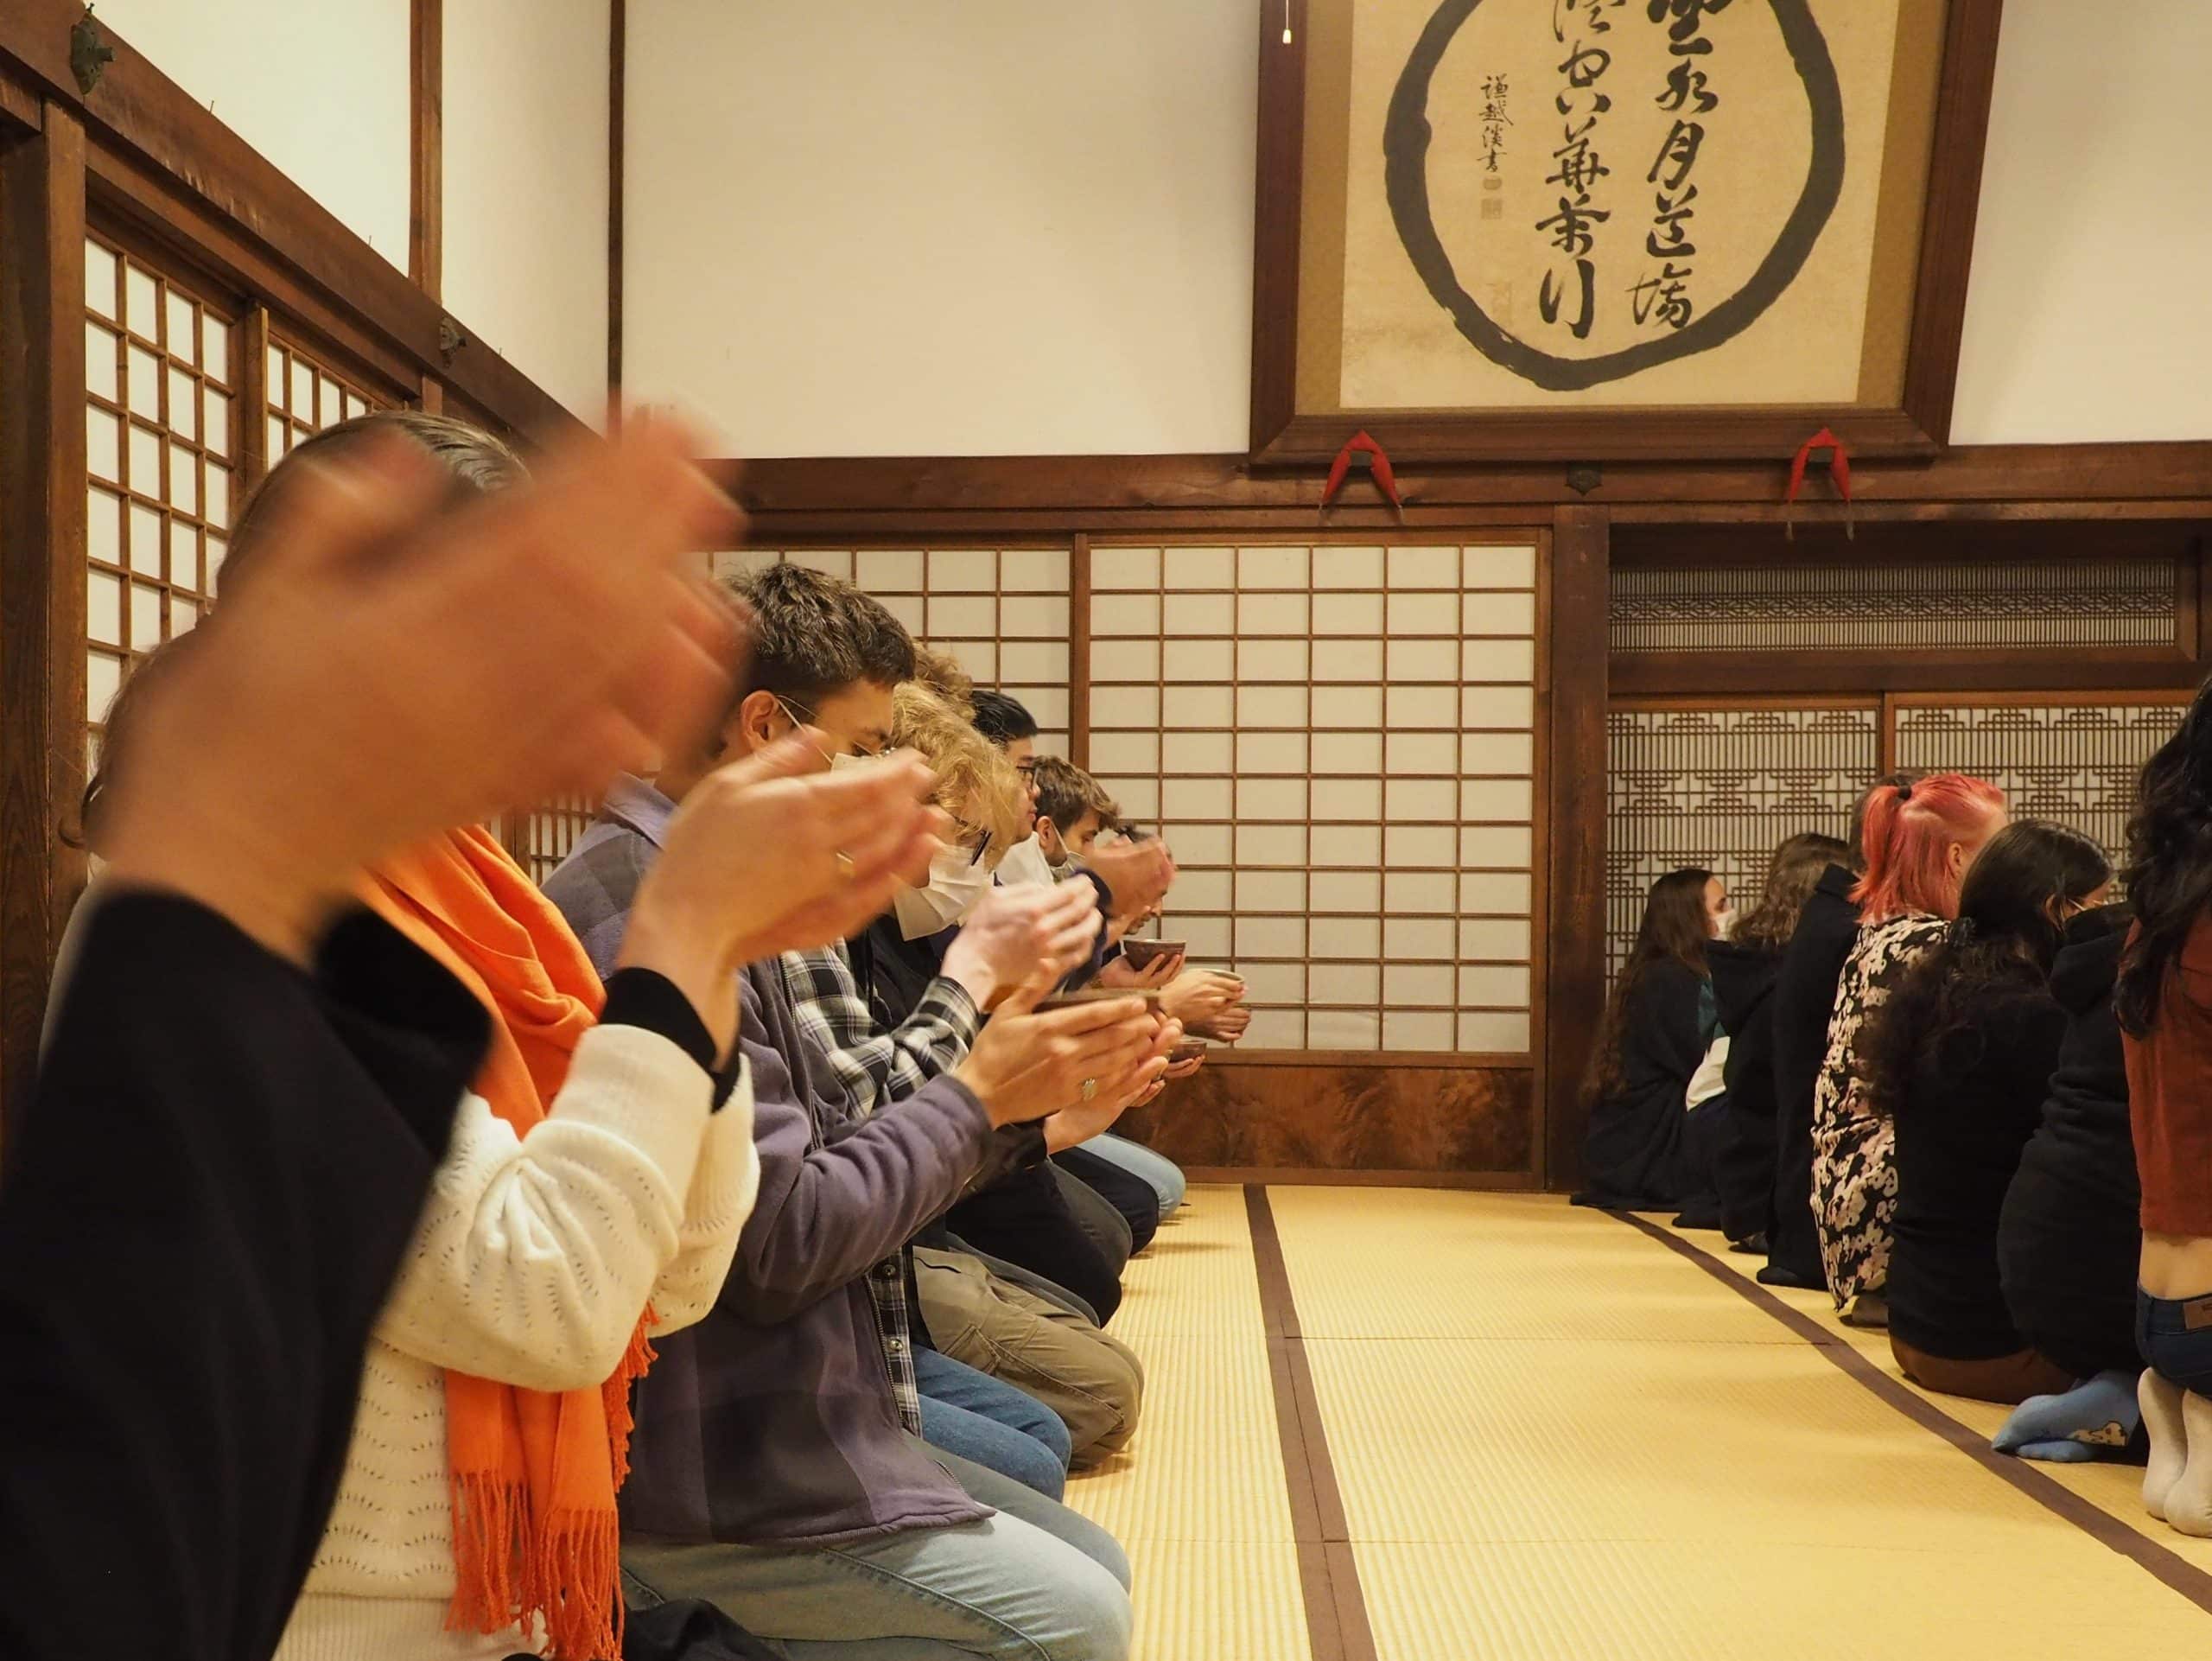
[2125,914,2212,1238]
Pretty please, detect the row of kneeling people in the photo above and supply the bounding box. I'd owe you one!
[0,410,1255,1661]
[1583,733,2212,1535]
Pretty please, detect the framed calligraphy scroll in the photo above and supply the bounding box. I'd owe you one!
[1251,0,2005,463]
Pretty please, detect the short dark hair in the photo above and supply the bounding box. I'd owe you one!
[970,689,1038,746]
[728,562,916,709]
[1032,755,1115,830]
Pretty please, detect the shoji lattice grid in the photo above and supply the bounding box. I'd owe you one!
[711,548,1073,754]
[1894,702,2186,875]
[1611,562,2178,652]
[266,335,378,458]
[515,798,595,887]
[1606,706,1880,976]
[83,232,238,764]
[1089,542,1540,1055]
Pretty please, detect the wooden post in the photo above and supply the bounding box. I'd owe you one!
[0,106,90,1142]
[409,0,442,301]
[1541,504,1609,1192]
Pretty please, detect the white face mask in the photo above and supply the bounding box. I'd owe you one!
[828,748,880,773]
[893,840,995,940]
[1713,907,1736,940]
[994,835,1057,888]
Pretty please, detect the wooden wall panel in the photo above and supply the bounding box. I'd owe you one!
[1114,1061,1535,1181]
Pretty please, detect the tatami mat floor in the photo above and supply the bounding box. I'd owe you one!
[1071,1184,2212,1661]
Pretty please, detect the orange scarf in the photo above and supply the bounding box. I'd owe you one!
[363,826,650,1661]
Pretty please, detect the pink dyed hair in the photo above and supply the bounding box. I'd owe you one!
[1850,772,2006,923]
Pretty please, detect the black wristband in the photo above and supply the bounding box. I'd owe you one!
[603,968,743,1107]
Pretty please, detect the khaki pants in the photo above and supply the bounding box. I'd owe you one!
[915,1247,1145,1465]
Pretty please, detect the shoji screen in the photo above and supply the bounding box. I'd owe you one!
[713,547,1074,755]
[1893,699,2186,869]
[1087,540,1541,1057]
[266,334,379,457]
[1605,705,1878,975]
[82,232,239,767]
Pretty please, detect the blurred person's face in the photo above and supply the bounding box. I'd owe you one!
[1039,810,1103,867]
[1001,735,1040,830]
[724,681,895,766]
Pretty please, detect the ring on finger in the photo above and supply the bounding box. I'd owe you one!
[1080,1077,1098,1103]
[834,849,856,881]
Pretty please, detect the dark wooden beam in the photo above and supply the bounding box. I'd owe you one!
[1900,0,2005,445]
[1613,646,2208,699]
[607,0,624,401]
[1541,505,1609,1193]
[0,0,577,437]
[719,442,2212,533]
[0,106,90,1145]
[409,0,442,301]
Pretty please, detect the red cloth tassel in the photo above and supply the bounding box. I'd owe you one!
[1784,426,1853,540]
[1319,430,1404,519]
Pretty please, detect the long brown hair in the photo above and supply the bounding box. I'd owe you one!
[1732,832,1850,952]
[1586,869,1715,1102]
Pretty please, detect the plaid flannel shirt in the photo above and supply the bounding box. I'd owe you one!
[777,945,980,1433]
[779,946,980,1118]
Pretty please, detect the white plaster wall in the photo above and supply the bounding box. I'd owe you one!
[620,0,1258,456]
[1948,0,2212,444]
[94,0,410,270]
[443,0,611,423]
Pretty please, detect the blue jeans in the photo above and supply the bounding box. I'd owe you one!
[2138,1288,2212,1394]
[1082,1132,1187,1216]
[914,1346,1071,1500]
[621,1442,1131,1661]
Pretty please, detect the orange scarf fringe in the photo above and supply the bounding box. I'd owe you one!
[364,827,654,1661]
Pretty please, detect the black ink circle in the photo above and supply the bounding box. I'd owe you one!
[1382,0,1846,391]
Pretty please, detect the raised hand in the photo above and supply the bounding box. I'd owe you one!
[941,881,1102,1010]
[620,737,944,1049]
[1080,837,1176,923]
[1042,1013,1180,1148]
[1160,968,1245,1028]
[952,982,1165,1129]
[99,421,741,962]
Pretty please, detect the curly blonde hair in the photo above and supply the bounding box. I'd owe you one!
[910,645,976,715]
[892,681,1027,865]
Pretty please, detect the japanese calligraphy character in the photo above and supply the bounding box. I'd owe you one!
[1647,118,1704,192]
[1559,43,1612,88]
[1656,60,1717,113]
[1548,137,1611,197]
[1541,258,1599,338]
[1646,0,1734,44]
[1537,195,1611,258]
[1645,184,1698,258]
[1629,263,1695,329]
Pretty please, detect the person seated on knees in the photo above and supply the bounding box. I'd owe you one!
[2119,680,2212,1536]
[544,570,1168,1660]
[865,694,1177,1318]
[1030,757,1194,1219]
[1708,833,1849,1252]
[1814,773,2006,1326]
[1987,901,2147,1461]
[80,415,940,1661]
[2,412,741,1661]
[1576,869,1732,1211]
[1765,775,1920,1290]
[773,679,1149,1469]
[1860,823,2112,1403]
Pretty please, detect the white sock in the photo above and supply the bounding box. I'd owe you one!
[2168,1391,2212,1537]
[2142,1370,2189,1522]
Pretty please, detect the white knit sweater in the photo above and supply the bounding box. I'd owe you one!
[276,1023,759,1661]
